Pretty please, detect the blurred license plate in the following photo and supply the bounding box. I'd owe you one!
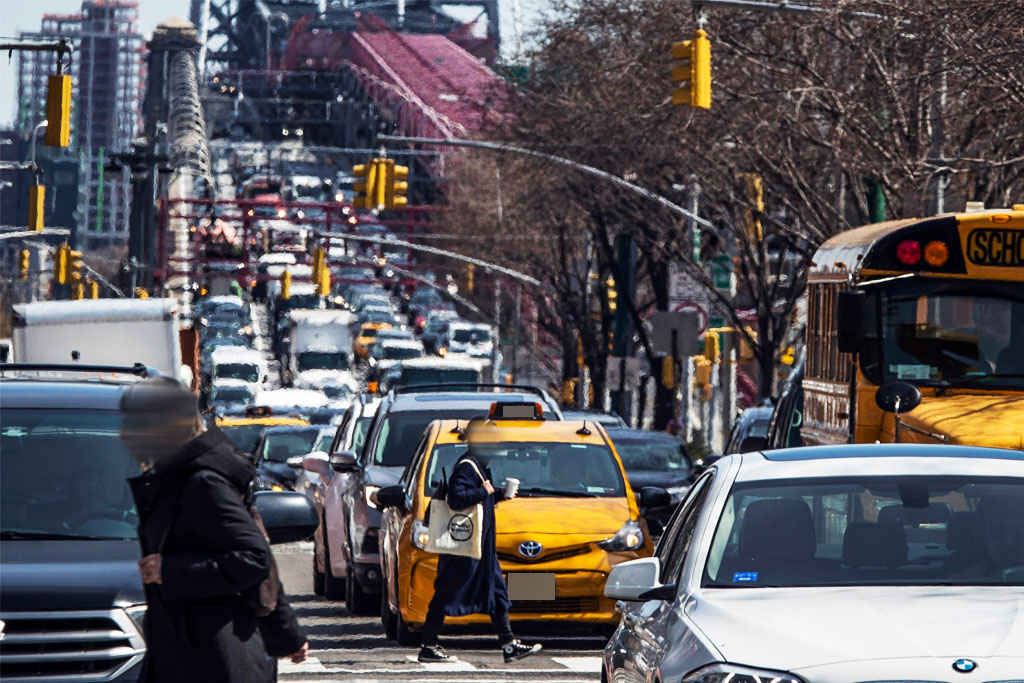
[508,573,555,601]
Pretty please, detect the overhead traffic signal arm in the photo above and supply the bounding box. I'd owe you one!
[672,29,712,109]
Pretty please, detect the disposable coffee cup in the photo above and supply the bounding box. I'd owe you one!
[505,478,520,499]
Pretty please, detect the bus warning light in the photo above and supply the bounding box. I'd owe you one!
[923,241,950,267]
[896,239,922,266]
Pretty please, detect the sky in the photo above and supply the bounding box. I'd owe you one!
[0,0,547,127]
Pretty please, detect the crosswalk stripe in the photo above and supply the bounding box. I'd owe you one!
[404,655,478,671]
[550,656,603,673]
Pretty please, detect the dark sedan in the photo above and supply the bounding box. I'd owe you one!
[252,425,322,491]
[605,428,694,534]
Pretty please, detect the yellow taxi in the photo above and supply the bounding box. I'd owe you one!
[353,322,392,361]
[216,409,308,456]
[377,403,661,644]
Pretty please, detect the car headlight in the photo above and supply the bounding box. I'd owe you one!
[412,519,429,549]
[597,519,644,551]
[682,663,804,683]
[364,485,380,507]
[125,604,147,639]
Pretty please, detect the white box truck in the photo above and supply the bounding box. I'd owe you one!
[11,298,191,384]
[287,309,357,399]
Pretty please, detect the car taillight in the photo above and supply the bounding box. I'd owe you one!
[923,240,949,266]
[895,239,921,265]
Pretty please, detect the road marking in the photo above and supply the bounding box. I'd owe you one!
[278,656,329,674]
[405,655,478,671]
[551,656,603,673]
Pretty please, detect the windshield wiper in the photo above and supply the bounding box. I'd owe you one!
[518,487,599,498]
[0,530,128,541]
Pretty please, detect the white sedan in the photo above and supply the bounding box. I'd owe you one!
[603,443,1024,682]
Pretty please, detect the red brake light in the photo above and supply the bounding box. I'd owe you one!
[895,239,921,265]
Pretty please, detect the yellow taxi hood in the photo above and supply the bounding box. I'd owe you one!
[899,393,1024,450]
[495,497,633,537]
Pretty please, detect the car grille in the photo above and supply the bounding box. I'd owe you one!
[0,610,145,682]
[509,597,601,613]
[498,546,590,565]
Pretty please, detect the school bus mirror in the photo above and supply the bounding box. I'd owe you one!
[836,289,866,354]
[875,381,922,415]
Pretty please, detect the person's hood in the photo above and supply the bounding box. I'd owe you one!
[895,393,1024,450]
[0,540,145,611]
[148,427,254,495]
[688,585,1024,672]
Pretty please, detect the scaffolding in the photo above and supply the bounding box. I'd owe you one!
[76,0,145,243]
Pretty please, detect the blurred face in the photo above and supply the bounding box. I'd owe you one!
[465,422,501,463]
[982,497,1024,568]
[120,412,200,468]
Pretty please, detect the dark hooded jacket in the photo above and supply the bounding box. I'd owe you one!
[428,453,511,617]
[128,427,304,683]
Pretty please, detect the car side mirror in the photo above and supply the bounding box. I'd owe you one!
[738,435,768,453]
[875,381,922,414]
[376,484,408,512]
[252,491,319,544]
[604,557,668,601]
[302,453,332,479]
[330,450,360,472]
[639,486,670,508]
[836,289,866,354]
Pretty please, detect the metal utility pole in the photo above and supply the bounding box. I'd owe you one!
[610,234,636,423]
[492,276,502,384]
[927,50,948,216]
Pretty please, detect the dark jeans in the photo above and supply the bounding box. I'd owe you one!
[421,604,514,647]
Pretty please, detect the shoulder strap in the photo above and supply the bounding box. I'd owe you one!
[455,457,486,484]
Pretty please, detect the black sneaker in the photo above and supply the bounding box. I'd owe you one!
[418,646,457,663]
[502,640,542,663]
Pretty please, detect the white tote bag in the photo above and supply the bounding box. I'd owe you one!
[425,459,486,560]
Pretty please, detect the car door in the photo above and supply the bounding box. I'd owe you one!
[613,472,715,683]
[383,431,429,613]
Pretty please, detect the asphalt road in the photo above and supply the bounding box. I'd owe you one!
[273,542,606,683]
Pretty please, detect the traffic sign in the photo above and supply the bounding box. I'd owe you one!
[673,301,709,334]
[606,356,641,390]
[711,254,733,291]
[652,310,703,356]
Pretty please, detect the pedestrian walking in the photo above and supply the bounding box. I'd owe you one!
[417,417,542,664]
[121,377,307,682]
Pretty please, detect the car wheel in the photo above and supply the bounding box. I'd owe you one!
[344,551,377,616]
[312,521,326,596]
[322,530,346,600]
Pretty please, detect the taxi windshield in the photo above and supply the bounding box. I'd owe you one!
[862,281,1024,389]
[220,424,265,453]
[1,409,139,541]
[260,429,320,462]
[215,363,260,382]
[426,442,625,498]
[703,476,1024,588]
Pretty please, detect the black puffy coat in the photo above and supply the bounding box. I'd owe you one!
[428,454,511,617]
[128,428,304,683]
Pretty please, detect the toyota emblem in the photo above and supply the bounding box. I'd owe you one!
[952,658,978,674]
[518,541,543,558]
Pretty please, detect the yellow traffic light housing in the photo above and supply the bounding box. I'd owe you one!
[45,74,72,147]
[67,249,84,299]
[740,173,764,240]
[280,270,292,300]
[18,249,30,280]
[672,29,711,109]
[352,161,378,210]
[28,185,45,232]
[385,160,409,209]
[86,279,99,299]
[465,263,475,293]
[54,244,68,284]
[134,287,149,299]
[606,276,617,313]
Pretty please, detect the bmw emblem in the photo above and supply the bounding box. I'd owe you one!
[518,541,543,558]
[952,658,978,674]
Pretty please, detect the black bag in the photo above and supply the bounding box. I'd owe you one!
[243,503,280,617]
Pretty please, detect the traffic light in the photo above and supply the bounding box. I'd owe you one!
[352,161,376,210]
[740,173,764,240]
[68,249,84,300]
[312,246,324,276]
[465,263,475,293]
[18,249,30,280]
[53,243,68,284]
[134,287,149,299]
[28,185,45,232]
[86,279,99,299]
[672,29,711,109]
[317,264,330,296]
[605,276,617,313]
[373,158,387,210]
[45,74,72,147]
[661,356,675,389]
[384,160,409,209]
[280,270,291,300]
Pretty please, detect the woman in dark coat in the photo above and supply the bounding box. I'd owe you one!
[123,379,306,683]
[417,423,541,664]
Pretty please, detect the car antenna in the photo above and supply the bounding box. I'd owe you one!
[576,421,592,436]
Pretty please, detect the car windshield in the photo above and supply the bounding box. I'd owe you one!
[1,409,139,540]
[297,351,350,371]
[261,429,320,462]
[383,346,423,360]
[220,424,265,453]
[215,362,260,382]
[452,328,490,344]
[612,437,691,475]
[352,415,374,455]
[372,410,485,467]
[864,281,1024,389]
[322,385,352,400]
[399,367,480,387]
[425,442,625,497]
[213,386,254,404]
[360,327,379,340]
[703,476,1024,588]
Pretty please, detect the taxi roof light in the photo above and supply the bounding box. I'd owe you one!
[895,239,921,266]
[488,401,544,420]
[923,240,950,267]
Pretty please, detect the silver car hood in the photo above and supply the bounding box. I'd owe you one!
[689,586,1024,670]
